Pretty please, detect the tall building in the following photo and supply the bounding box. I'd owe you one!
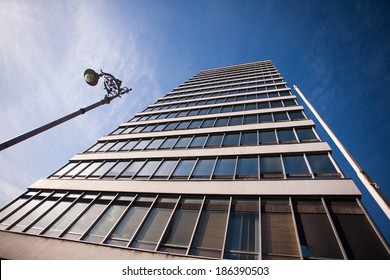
[0,60,388,260]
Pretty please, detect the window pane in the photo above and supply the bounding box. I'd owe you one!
[270,100,283,108]
[228,116,243,126]
[188,120,203,129]
[296,128,318,142]
[201,118,216,128]
[244,115,257,124]
[77,162,103,177]
[174,136,192,149]
[145,138,164,150]
[205,135,223,147]
[121,140,138,151]
[283,99,297,107]
[134,160,161,178]
[198,108,210,115]
[289,111,305,120]
[152,123,167,132]
[120,160,145,178]
[104,161,130,178]
[189,136,207,148]
[160,138,177,149]
[240,132,257,146]
[133,139,151,150]
[222,133,240,146]
[277,129,297,143]
[171,159,196,179]
[0,198,28,221]
[163,122,179,131]
[221,106,233,113]
[260,156,283,178]
[213,158,236,179]
[245,103,257,111]
[259,113,273,123]
[306,154,339,177]
[90,162,116,177]
[259,130,277,144]
[84,204,127,243]
[176,121,190,130]
[233,104,244,112]
[190,199,229,258]
[191,159,216,180]
[283,155,310,178]
[66,162,89,177]
[257,102,269,109]
[214,118,229,127]
[152,160,177,179]
[273,112,289,122]
[142,125,155,133]
[236,157,258,179]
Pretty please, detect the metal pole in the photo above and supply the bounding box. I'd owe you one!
[0,97,110,151]
[293,85,390,219]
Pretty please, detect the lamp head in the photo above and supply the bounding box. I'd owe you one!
[84,69,100,86]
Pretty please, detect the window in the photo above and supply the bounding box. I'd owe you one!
[236,157,258,179]
[222,133,240,147]
[205,134,223,147]
[52,162,79,177]
[228,116,243,126]
[283,155,311,178]
[213,158,236,179]
[191,159,216,180]
[277,129,297,143]
[134,160,161,179]
[214,117,229,127]
[209,107,221,114]
[259,130,277,144]
[171,159,196,179]
[245,103,257,111]
[176,121,190,130]
[65,162,90,177]
[160,138,178,149]
[244,115,257,124]
[257,102,269,109]
[87,142,106,152]
[131,197,177,250]
[190,198,229,258]
[201,118,216,128]
[306,154,340,177]
[232,104,244,112]
[121,140,138,151]
[188,120,203,129]
[152,123,167,132]
[145,138,164,150]
[260,156,283,178]
[221,106,233,113]
[163,122,179,131]
[261,199,300,259]
[270,100,283,108]
[289,111,305,120]
[152,160,177,179]
[296,128,318,142]
[273,112,289,122]
[225,199,259,260]
[142,124,155,133]
[133,139,151,150]
[89,161,117,178]
[240,132,257,146]
[283,99,297,107]
[259,113,273,123]
[103,161,130,178]
[119,160,145,178]
[173,136,192,149]
[189,136,207,148]
[159,198,202,254]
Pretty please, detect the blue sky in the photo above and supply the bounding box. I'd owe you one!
[0,0,389,243]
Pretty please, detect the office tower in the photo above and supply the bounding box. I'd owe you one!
[0,60,388,260]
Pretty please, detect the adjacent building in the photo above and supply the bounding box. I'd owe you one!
[0,60,389,260]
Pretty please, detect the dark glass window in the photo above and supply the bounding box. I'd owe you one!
[171,159,196,179]
[187,120,202,129]
[167,112,178,118]
[163,122,179,131]
[222,133,240,146]
[283,99,297,107]
[120,160,145,178]
[132,126,145,133]
[296,128,318,142]
[270,100,283,108]
[187,109,199,116]
[201,118,216,128]
[173,136,192,149]
[259,130,277,144]
[198,108,210,115]
[152,123,167,132]
[152,160,177,179]
[189,135,207,148]
[221,106,233,113]
[277,129,297,143]
[191,159,216,180]
[209,107,221,114]
[232,104,244,112]
[283,155,311,178]
[273,112,289,122]
[177,111,189,117]
[259,113,273,123]
[214,117,229,127]
[142,125,155,133]
[244,115,257,124]
[160,138,178,149]
[245,103,257,111]
[257,102,269,109]
[134,160,161,179]
[213,158,236,179]
[228,116,243,126]
[306,154,339,177]
[157,113,168,119]
[176,121,190,130]
[236,157,258,179]
[260,156,283,178]
[145,138,164,150]
[289,111,305,120]
[240,132,257,146]
[205,134,223,147]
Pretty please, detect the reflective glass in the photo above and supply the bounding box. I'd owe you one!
[277,130,297,143]
[273,112,289,121]
[306,154,339,177]
[229,116,243,126]
[214,118,229,127]
[244,115,257,124]
[240,132,257,145]
[163,122,179,131]
[189,136,207,148]
[145,138,164,150]
[259,130,277,144]
[171,159,196,179]
[259,113,273,122]
[201,118,216,128]
[188,120,203,129]
[260,156,283,178]
[121,140,138,151]
[176,121,191,130]
[152,123,167,132]
[222,133,240,146]
[152,160,177,179]
[160,138,178,149]
[90,162,116,177]
[104,161,129,177]
[296,128,317,142]
[134,160,161,178]
[236,157,258,179]
[174,136,192,149]
[191,159,216,179]
[120,160,145,178]
[213,158,236,179]
[133,139,151,150]
[283,155,310,177]
[205,135,223,147]
[289,111,305,120]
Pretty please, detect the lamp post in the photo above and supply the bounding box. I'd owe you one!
[0,69,131,151]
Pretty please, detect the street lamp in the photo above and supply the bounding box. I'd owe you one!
[0,69,131,151]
